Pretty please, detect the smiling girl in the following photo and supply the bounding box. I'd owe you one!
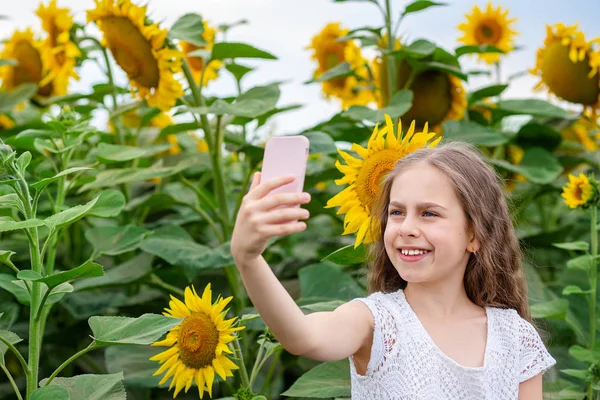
[231,141,556,399]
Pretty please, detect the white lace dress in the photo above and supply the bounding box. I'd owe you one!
[349,289,556,399]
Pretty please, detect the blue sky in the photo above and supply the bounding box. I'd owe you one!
[2,0,599,135]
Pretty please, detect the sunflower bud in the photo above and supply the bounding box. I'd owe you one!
[562,173,599,209]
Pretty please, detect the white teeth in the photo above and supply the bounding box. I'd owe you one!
[401,249,428,256]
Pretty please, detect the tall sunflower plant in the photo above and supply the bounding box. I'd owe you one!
[0,110,188,400]
[550,174,600,399]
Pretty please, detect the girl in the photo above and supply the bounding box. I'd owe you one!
[231,141,556,399]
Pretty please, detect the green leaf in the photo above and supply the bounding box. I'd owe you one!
[488,147,563,184]
[225,63,254,82]
[305,132,337,154]
[515,123,562,152]
[530,299,568,319]
[496,99,571,118]
[342,90,413,123]
[0,330,22,364]
[0,218,45,233]
[191,84,280,118]
[88,189,126,218]
[560,369,589,380]
[322,245,366,265]
[299,264,365,301]
[562,285,590,296]
[168,13,207,47]
[105,345,165,388]
[569,345,600,363]
[307,63,352,83]
[95,143,172,163]
[211,42,277,61]
[0,84,38,112]
[17,261,103,289]
[80,158,204,191]
[566,255,597,271]
[30,167,92,192]
[281,359,350,397]
[85,225,150,257]
[0,273,73,306]
[31,386,70,400]
[417,61,467,81]
[74,253,153,291]
[16,152,31,174]
[45,196,100,231]
[442,120,508,146]
[455,44,503,57]
[0,194,24,214]
[41,372,126,400]
[89,314,182,346]
[0,251,16,270]
[402,0,446,16]
[468,84,508,104]
[140,225,234,272]
[553,241,589,251]
[403,39,436,58]
[300,300,346,313]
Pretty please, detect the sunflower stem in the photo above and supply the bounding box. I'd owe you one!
[44,342,100,386]
[384,0,396,105]
[149,273,185,297]
[494,61,502,85]
[249,335,267,386]
[0,363,23,400]
[588,206,598,399]
[233,337,250,389]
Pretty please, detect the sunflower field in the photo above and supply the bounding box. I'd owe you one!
[0,0,599,399]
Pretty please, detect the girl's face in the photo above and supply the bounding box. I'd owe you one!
[384,162,479,286]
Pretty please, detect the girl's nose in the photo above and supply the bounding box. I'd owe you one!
[398,215,420,237]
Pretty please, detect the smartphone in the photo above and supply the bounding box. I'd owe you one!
[260,135,310,201]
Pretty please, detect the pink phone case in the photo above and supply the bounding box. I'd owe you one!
[260,135,310,200]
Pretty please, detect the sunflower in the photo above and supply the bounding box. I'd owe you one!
[308,22,374,109]
[325,114,441,247]
[457,2,517,64]
[0,29,49,95]
[150,284,244,398]
[0,115,15,130]
[119,109,173,129]
[560,114,600,152]
[36,0,80,96]
[87,0,184,110]
[180,21,222,87]
[562,173,596,209]
[531,23,600,114]
[372,55,466,132]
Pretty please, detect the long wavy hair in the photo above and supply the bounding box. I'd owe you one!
[366,141,531,321]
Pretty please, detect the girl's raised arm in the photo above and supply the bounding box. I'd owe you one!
[231,173,373,361]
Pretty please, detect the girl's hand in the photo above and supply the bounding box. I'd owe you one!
[231,172,311,263]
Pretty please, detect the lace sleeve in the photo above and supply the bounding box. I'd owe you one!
[518,317,557,382]
[351,294,396,376]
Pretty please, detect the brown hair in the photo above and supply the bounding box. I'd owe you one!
[366,141,531,321]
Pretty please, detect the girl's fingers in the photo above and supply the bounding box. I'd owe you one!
[261,207,310,225]
[263,221,307,237]
[249,172,261,191]
[247,174,296,200]
[257,192,310,211]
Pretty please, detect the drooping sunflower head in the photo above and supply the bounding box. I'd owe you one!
[87,0,184,110]
[0,28,48,94]
[36,0,81,96]
[457,1,517,64]
[531,23,600,113]
[325,114,441,247]
[180,21,223,87]
[561,173,596,209]
[150,284,244,398]
[372,54,466,132]
[308,22,374,109]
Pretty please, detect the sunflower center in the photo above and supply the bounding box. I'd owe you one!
[475,20,502,44]
[574,184,584,201]
[355,148,400,211]
[396,62,451,127]
[541,41,600,105]
[101,16,160,89]
[12,40,43,86]
[178,312,219,369]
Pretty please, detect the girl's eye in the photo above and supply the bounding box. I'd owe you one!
[389,210,403,216]
[423,211,437,217]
